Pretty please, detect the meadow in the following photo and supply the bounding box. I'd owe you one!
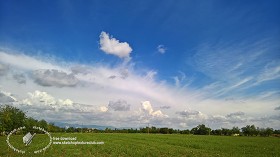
[0,133,279,157]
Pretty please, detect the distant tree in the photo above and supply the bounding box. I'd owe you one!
[274,130,280,134]
[159,127,169,134]
[128,128,134,133]
[151,126,158,133]
[191,124,211,135]
[265,128,273,136]
[242,125,258,136]
[259,127,273,137]
[168,128,174,134]
[66,127,75,133]
[48,123,61,132]
[105,127,112,133]
[211,129,222,135]
[231,127,240,134]
[181,129,190,134]
[221,128,232,136]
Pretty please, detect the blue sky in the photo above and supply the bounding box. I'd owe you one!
[0,0,279,129]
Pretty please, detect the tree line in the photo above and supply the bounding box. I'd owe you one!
[1,105,279,136]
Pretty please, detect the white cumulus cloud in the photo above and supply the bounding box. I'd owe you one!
[99,31,132,59]
[141,101,164,117]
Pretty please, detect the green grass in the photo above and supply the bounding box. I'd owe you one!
[0,133,279,157]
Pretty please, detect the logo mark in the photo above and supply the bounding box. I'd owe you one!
[6,126,52,154]
[23,132,36,146]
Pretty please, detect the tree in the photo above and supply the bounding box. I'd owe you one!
[221,128,231,136]
[231,127,240,134]
[159,127,169,134]
[38,119,48,130]
[105,127,112,133]
[274,130,280,134]
[24,117,38,133]
[242,125,258,136]
[47,123,65,133]
[259,127,273,137]
[180,129,190,134]
[191,124,211,135]
[211,129,222,135]
[0,105,26,132]
[66,127,75,133]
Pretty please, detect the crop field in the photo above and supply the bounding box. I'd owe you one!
[0,133,279,157]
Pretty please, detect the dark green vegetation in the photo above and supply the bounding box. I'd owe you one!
[1,133,280,157]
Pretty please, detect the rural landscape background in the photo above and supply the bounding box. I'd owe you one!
[0,0,280,156]
[0,105,279,156]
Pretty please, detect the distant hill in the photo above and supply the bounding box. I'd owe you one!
[52,122,115,130]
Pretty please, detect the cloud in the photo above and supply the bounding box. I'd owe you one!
[100,106,108,112]
[172,71,193,88]
[3,90,109,124]
[18,90,92,113]
[0,50,182,109]
[119,68,129,79]
[0,91,17,103]
[0,49,279,129]
[108,99,130,111]
[138,101,168,126]
[32,69,78,87]
[108,75,117,79]
[226,111,245,117]
[275,106,280,110]
[13,73,26,84]
[99,31,132,59]
[176,110,200,117]
[71,66,91,75]
[141,101,165,117]
[256,61,280,84]
[145,71,157,81]
[0,63,9,76]
[22,90,56,106]
[190,39,280,99]
[192,41,265,81]
[107,69,129,79]
[160,105,171,109]
[0,51,63,71]
[157,45,166,54]
[223,111,247,124]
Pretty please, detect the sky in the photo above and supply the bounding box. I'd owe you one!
[0,0,279,129]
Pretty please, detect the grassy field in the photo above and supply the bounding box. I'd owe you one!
[0,133,279,157]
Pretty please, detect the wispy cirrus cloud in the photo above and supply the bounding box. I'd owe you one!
[0,51,64,71]
[190,39,280,99]
[173,71,193,89]
[255,61,280,85]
